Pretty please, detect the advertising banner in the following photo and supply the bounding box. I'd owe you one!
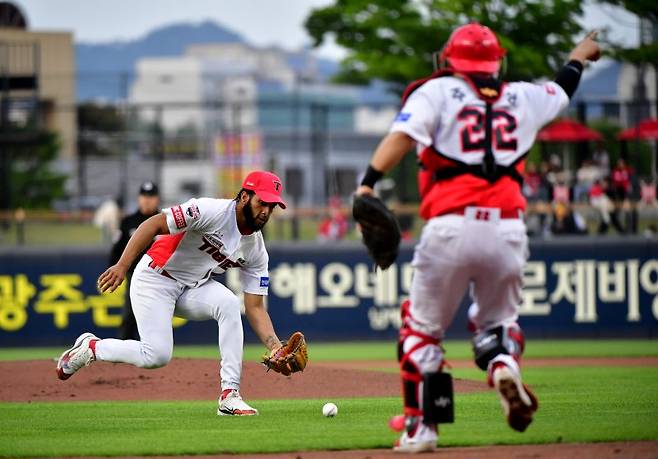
[1,239,657,346]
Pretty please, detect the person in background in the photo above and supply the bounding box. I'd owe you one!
[573,159,601,203]
[610,158,633,234]
[523,162,552,236]
[589,178,624,234]
[638,178,657,209]
[592,142,610,177]
[317,196,348,242]
[610,158,632,203]
[550,202,587,235]
[109,181,161,339]
[93,197,121,244]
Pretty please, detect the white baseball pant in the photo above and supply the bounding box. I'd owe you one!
[408,207,528,339]
[94,255,244,391]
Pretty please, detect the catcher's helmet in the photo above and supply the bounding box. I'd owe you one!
[440,23,506,74]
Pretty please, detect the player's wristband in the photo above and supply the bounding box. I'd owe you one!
[360,165,384,188]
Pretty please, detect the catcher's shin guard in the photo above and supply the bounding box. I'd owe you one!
[398,300,448,426]
[472,322,525,385]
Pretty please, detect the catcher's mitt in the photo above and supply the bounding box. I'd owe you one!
[352,194,401,270]
[261,331,308,376]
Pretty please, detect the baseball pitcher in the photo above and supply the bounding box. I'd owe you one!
[353,23,600,452]
[56,171,307,416]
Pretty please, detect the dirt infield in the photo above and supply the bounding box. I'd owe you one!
[104,441,658,458]
[2,356,656,402]
[167,441,658,458]
[2,357,657,458]
[0,358,488,403]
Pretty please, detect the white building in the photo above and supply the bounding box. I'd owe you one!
[129,42,401,204]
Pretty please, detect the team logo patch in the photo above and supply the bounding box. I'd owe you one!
[479,87,498,98]
[273,180,281,192]
[395,112,411,122]
[260,277,269,288]
[171,206,186,229]
[186,204,200,220]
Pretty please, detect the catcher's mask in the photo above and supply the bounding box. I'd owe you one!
[436,22,506,75]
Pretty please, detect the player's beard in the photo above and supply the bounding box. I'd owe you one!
[242,197,268,232]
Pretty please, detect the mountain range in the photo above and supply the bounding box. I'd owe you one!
[75,20,338,101]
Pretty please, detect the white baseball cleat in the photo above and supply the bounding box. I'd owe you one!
[493,364,538,432]
[217,389,259,416]
[56,332,99,380]
[393,418,437,454]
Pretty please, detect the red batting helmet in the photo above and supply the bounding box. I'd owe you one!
[440,23,506,74]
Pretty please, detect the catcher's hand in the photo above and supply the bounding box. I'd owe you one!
[352,194,401,270]
[261,331,308,376]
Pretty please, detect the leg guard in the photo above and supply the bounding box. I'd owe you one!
[422,371,454,424]
[398,300,449,425]
[472,322,524,371]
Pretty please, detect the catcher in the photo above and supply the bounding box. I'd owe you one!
[56,171,307,416]
[354,24,600,452]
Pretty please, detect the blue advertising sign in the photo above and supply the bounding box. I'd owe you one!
[0,238,657,347]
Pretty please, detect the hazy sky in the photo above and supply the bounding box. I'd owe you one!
[13,0,639,59]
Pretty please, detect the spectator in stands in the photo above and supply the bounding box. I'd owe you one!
[639,178,658,209]
[524,161,552,236]
[610,158,635,234]
[317,196,348,242]
[610,158,632,202]
[546,153,562,187]
[592,142,610,177]
[627,172,641,234]
[551,177,571,205]
[550,202,587,235]
[573,159,601,202]
[589,178,625,234]
[523,162,542,201]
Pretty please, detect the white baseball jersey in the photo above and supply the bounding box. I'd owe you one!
[391,76,569,164]
[390,75,569,219]
[146,198,269,293]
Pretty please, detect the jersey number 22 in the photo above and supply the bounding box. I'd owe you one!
[458,106,518,152]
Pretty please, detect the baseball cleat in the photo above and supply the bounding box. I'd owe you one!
[493,365,538,432]
[393,417,437,454]
[217,389,259,416]
[56,332,99,380]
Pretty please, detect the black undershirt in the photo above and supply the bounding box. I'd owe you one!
[554,60,584,98]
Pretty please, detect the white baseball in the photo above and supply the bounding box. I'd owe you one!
[322,402,338,417]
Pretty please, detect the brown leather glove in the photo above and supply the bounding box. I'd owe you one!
[261,331,308,376]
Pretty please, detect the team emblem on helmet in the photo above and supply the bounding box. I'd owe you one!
[439,22,506,74]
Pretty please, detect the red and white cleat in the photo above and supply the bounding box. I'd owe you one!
[56,332,99,380]
[392,417,437,454]
[217,389,259,416]
[493,364,538,432]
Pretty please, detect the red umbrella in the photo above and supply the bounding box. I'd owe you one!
[537,118,603,142]
[617,119,658,140]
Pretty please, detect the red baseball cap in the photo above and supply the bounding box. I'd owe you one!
[242,171,287,209]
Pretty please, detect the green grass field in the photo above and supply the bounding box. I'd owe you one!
[1,338,656,362]
[1,340,657,456]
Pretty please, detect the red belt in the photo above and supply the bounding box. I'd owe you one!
[448,208,523,220]
[148,261,175,280]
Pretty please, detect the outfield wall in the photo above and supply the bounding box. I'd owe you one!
[0,237,657,346]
